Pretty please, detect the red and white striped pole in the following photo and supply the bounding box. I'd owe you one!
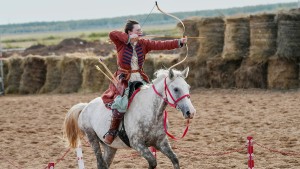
[76,145,85,169]
[247,136,254,169]
[47,162,55,169]
[149,146,157,158]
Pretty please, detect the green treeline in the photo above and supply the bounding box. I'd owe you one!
[0,2,297,35]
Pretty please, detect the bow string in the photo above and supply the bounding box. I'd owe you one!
[142,1,189,70]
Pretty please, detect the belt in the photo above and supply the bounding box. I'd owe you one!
[118,67,142,73]
[118,67,143,80]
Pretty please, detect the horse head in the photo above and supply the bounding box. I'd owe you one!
[153,67,196,119]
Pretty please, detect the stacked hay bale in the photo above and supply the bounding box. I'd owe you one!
[81,56,105,93]
[39,56,62,93]
[152,54,179,71]
[19,56,47,94]
[1,59,9,86]
[234,59,267,88]
[195,17,225,87]
[177,17,201,58]
[268,57,299,89]
[207,57,242,88]
[249,14,277,62]
[183,57,209,88]
[204,16,249,88]
[142,57,155,80]
[56,55,83,93]
[235,13,277,88]
[222,16,250,60]
[276,12,300,60]
[5,57,24,94]
[268,11,300,89]
[197,17,225,62]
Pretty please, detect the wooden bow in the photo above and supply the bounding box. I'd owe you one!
[145,1,189,70]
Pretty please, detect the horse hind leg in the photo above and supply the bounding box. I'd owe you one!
[100,142,117,167]
[85,128,108,169]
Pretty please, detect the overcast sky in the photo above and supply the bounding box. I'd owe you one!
[0,0,297,25]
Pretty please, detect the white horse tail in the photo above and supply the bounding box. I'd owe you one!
[63,103,87,148]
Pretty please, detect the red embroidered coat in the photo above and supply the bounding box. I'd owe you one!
[102,30,181,104]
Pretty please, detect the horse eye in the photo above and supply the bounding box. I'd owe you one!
[174,88,179,92]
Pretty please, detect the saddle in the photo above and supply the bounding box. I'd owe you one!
[128,81,144,99]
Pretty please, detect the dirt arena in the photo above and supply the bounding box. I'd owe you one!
[1,89,300,169]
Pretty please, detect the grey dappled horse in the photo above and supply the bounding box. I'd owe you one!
[64,68,196,169]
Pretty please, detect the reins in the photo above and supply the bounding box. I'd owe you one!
[152,77,190,140]
[126,76,190,140]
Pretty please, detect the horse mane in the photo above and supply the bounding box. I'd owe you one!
[140,69,183,90]
[151,69,183,83]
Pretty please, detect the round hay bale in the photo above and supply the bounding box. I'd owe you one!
[249,13,277,63]
[177,17,201,58]
[19,56,47,94]
[276,12,300,60]
[197,17,225,62]
[183,57,209,88]
[207,57,242,88]
[5,56,24,94]
[222,16,250,60]
[234,58,267,88]
[56,55,83,93]
[39,56,62,93]
[80,56,105,93]
[268,56,299,89]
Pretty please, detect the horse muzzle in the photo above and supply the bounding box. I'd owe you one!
[184,110,195,119]
[180,106,195,119]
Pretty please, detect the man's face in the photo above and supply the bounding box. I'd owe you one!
[129,24,143,36]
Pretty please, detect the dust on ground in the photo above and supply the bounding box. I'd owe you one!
[1,89,300,169]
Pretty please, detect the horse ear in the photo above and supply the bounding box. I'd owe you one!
[169,69,175,80]
[182,67,189,78]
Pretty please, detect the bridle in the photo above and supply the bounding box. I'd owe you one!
[152,76,190,110]
[152,76,191,140]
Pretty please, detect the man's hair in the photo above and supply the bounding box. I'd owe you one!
[124,20,139,34]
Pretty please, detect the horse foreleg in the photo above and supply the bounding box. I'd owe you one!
[100,142,117,167]
[85,129,108,169]
[156,138,180,169]
[133,143,157,169]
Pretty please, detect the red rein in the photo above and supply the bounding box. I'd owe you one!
[153,77,190,140]
[127,77,190,140]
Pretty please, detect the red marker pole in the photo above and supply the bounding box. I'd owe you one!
[48,162,55,169]
[149,146,157,158]
[247,136,254,169]
[76,146,85,169]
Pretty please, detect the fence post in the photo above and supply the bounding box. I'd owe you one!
[76,146,85,169]
[149,146,157,158]
[247,136,254,169]
[48,162,55,169]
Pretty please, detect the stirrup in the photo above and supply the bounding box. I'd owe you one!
[103,130,118,139]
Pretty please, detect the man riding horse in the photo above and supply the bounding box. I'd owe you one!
[102,20,187,144]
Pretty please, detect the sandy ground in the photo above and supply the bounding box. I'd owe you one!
[1,89,300,169]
